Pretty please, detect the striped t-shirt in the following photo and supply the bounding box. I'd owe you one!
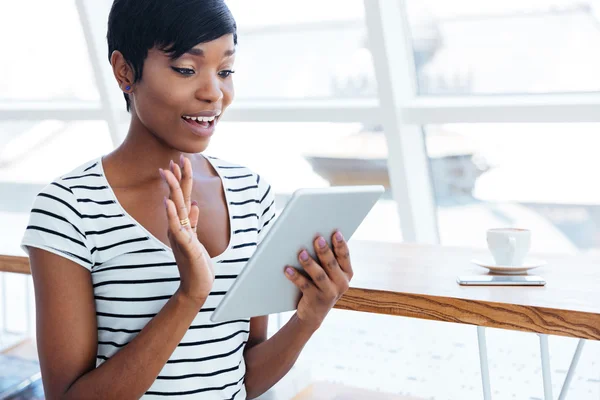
[20,155,276,399]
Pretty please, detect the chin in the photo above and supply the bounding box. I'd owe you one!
[180,139,212,155]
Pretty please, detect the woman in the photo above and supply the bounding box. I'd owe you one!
[19,0,353,399]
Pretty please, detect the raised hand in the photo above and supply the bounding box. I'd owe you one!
[160,155,214,305]
[284,231,353,330]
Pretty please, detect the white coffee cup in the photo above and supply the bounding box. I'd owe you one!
[486,228,531,266]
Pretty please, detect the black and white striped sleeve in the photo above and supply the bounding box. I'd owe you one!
[256,175,276,245]
[20,180,93,271]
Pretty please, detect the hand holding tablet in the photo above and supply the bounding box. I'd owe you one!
[210,185,384,322]
[282,229,353,330]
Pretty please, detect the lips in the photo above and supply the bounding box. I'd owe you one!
[181,115,219,138]
[182,110,221,119]
[183,117,212,128]
[181,110,221,138]
[182,115,217,123]
[182,117,215,138]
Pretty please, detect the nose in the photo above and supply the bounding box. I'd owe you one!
[195,74,223,104]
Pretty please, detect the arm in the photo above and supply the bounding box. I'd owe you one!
[243,232,353,399]
[30,248,205,400]
[32,157,214,400]
[243,314,316,399]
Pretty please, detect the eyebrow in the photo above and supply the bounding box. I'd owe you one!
[186,48,236,57]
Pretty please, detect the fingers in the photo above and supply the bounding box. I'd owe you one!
[313,236,340,272]
[160,168,188,222]
[189,201,200,233]
[332,231,353,280]
[284,266,315,295]
[284,234,352,309]
[179,155,193,212]
[166,155,195,232]
[297,248,336,294]
[313,235,349,291]
[170,159,182,181]
[165,197,194,250]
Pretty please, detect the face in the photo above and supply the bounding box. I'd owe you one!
[116,34,236,153]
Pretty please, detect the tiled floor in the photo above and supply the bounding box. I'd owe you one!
[265,310,600,400]
[3,312,599,400]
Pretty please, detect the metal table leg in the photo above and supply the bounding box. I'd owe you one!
[558,339,586,400]
[539,334,554,400]
[477,326,492,400]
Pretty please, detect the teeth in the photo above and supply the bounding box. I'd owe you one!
[183,115,217,122]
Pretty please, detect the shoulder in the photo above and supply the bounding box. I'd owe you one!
[26,156,106,242]
[21,157,102,270]
[38,157,104,201]
[204,154,270,189]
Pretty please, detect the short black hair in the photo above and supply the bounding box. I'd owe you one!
[107,0,237,111]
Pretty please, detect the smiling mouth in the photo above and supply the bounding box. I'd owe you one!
[181,115,217,129]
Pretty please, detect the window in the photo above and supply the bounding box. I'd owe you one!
[1,121,113,185]
[405,0,600,95]
[425,123,600,253]
[227,0,376,100]
[210,122,401,242]
[0,0,99,102]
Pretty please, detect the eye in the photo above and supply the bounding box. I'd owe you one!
[218,69,235,79]
[172,67,195,76]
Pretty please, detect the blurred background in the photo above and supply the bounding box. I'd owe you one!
[1,0,600,399]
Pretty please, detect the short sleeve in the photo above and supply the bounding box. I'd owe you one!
[256,174,277,245]
[20,181,93,271]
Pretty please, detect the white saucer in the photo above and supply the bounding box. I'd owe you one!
[471,257,547,275]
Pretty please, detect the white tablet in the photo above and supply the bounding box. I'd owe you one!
[210,185,384,322]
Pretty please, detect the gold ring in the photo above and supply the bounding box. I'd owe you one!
[192,226,197,233]
[180,218,190,227]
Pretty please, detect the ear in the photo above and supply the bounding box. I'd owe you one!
[110,50,134,93]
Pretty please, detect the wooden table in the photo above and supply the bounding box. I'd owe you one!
[0,255,30,276]
[3,242,600,339]
[334,241,600,400]
[336,241,600,341]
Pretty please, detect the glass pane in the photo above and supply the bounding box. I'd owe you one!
[209,122,401,242]
[406,0,600,95]
[227,0,376,99]
[0,0,99,101]
[229,0,365,27]
[0,121,113,255]
[425,123,600,253]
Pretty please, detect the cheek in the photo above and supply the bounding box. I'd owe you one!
[142,79,186,109]
[222,82,235,108]
[133,79,188,124]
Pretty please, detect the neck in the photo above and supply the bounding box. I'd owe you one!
[103,114,208,187]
